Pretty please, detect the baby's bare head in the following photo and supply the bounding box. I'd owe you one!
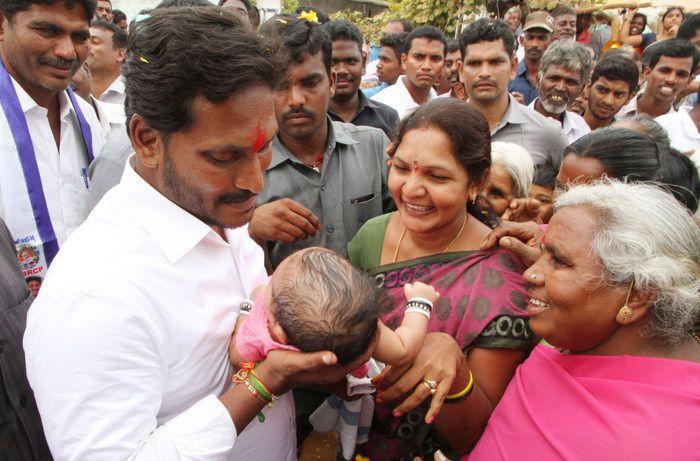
[271,247,385,364]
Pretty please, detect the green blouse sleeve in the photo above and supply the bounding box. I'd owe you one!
[347,213,393,271]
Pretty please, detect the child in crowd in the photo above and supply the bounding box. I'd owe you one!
[229,246,439,375]
[529,166,557,224]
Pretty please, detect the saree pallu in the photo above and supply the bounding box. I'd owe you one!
[349,221,531,460]
[469,345,700,460]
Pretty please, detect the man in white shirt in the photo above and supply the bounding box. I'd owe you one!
[372,25,445,119]
[87,19,126,105]
[70,62,125,139]
[618,39,697,118]
[657,88,700,155]
[0,0,104,280]
[24,8,371,460]
[529,41,591,143]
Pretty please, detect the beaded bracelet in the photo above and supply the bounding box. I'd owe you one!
[405,297,433,319]
[444,370,474,404]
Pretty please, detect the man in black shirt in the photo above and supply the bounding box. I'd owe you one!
[324,20,399,137]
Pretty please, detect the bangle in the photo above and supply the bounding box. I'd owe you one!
[407,296,434,308]
[444,371,474,404]
[405,306,431,319]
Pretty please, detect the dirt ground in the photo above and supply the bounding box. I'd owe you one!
[298,431,338,461]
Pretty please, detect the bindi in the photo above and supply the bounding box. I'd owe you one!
[413,160,419,171]
[252,124,266,152]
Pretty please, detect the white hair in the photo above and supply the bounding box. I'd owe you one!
[555,180,700,346]
[490,142,534,198]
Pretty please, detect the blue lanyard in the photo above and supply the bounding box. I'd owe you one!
[0,59,94,266]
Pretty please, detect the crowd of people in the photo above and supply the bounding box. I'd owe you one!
[0,0,698,460]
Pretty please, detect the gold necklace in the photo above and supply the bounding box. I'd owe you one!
[392,215,468,263]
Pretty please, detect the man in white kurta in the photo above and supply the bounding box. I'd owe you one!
[24,7,366,461]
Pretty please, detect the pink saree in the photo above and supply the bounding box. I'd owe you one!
[468,345,700,460]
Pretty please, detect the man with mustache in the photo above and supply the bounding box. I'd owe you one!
[508,11,554,105]
[0,0,104,279]
[363,32,407,98]
[324,20,398,137]
[24,8,370,460]
[86,19,126,106]
[372,25,446,119]
[618,39,697,118]
[459,18,568,172]
[253,14,392,445]
[529,41,592,143]
[582,55,639,131]
[551,6,577,43]
[435,40,461,95]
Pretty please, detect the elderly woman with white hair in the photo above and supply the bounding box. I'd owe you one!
[480,142,534,218]
[454,181,700,459]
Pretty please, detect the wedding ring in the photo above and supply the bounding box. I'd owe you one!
[421,379,437,394]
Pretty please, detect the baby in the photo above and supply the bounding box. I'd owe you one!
[229,247,439,373]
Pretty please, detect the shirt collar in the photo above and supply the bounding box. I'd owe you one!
[269,116,357,169]
[493,94,528,133]
[104,74,125,96]
[10,74,74,120]
[117,156,226,264]
[516,60,528,77]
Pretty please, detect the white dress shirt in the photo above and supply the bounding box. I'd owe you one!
[371,75,437,119]
[91,95,126,141]
[0,75,104,278]
[656,107,700,155]
[24,160,295,460]
[617,91,676,119]
[98,74,125,106]
[528,99,590,144]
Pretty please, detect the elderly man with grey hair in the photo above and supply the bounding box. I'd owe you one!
[529,41,593,143]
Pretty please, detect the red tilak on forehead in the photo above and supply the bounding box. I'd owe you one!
[252,124,266,152]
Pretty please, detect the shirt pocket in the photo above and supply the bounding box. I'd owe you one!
[348,191,382,225]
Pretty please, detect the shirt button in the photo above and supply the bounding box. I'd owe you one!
[320,181,327,191]
[19,394,27,407]
[325,224,334,233]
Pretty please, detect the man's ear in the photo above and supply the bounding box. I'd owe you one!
[116,47,126,64]
[129,114,165,170]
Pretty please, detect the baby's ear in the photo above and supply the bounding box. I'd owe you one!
[270,320,289,344]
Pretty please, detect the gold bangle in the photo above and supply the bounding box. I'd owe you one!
[445,371,474,400]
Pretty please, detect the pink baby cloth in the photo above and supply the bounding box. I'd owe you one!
[235,293,369,378]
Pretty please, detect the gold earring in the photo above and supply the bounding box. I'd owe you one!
[617,281,635,321]
[618,305,633,320]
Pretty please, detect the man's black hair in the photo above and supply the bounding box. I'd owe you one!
[590,54,639,94]
[124,7,284,137]
[379,31,408,57]
[405,25,446,55]
[259,13,332,75]
[677,13,700,41]
[294,5,329,23]
[0,0,97,22]
[322,19,363,52]
[156,0,210,8]
[90,18,127,48]
[387,18,412,33]
[112,7,125,23]
[533,164,557,189]
[25,276,42,283]
[446,39,459,54]
[459,17,516,59]
[643,38,699,70]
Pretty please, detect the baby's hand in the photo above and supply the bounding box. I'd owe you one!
[404,282,439,304]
